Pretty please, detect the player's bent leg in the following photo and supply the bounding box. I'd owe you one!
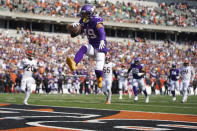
[118,82,123,99]
[20,78,27,93]
[182,81,189,103]
[23,87,32,105]
[139,79,149,103]
[74,44,88,64]
[105,81,112,104]
[97,76,103,88]
[106,88,112,104]
[128,88,132,99]
[24,79,36,105]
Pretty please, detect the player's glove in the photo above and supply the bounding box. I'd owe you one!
[72,23,80,27]
[99,40,105,49]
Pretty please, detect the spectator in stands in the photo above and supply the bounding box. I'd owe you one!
[1,0,197,28]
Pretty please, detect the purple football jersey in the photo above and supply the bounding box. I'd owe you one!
[130,63,144,79]
[79,16,107,53]
[170,68,179,81]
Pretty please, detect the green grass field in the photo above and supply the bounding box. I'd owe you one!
[0,93,197,115]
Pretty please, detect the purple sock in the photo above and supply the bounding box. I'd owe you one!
[133,86,138,96]
[171,91,175,97]
[74,45,87,65]
[143,90,148,97]
[95,70,103,79]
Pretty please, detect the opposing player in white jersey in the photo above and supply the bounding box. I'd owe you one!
[180,60,195,103]
[21,50,38,105]
[102,54,114,104]
[117,64,130,100]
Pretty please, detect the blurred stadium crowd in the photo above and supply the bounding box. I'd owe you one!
[0,29,196,95]
[0,0,196,27]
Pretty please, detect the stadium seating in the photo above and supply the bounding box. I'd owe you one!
[0,0,196,27]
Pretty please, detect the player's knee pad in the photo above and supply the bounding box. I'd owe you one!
[83,44,94,56]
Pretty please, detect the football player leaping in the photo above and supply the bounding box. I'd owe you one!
[20,49,39,105]
[180,59,195,103]
[66,4,108,88]
[169,63,180,101]
[127,58,149,103]
[102,54,115,104]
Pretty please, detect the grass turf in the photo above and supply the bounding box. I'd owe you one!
[0,93,197,115]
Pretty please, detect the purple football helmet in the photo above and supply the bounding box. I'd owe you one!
[172,63,176,68]
[134,57,140,65]
[80,5,94,23]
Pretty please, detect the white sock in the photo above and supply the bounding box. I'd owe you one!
[119,90,122,98]
[107,89,112,102]
[24,90,31,103]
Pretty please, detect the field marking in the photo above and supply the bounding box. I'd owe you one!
[3,115,96,120]
[158,124,197,129]
[5,103,194,117]
[0,107,100,118]
[0,126,81,131]
[114,126,172,130]
[87,119,197,125]
[27,121,94,131]
[0,110,19,113]
[1,104,197,130]
[1,102,197,116]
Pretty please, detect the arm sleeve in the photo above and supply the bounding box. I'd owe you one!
[97,27,106,40]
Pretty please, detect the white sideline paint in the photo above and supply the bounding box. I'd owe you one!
[158,124,197,129]
[114,126,171,130]
[3,115,96,120]
[87,119,197,125]
[27,121,94,131]
[0,110,19,113]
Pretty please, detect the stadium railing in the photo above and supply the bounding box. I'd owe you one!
[0,11,197,33]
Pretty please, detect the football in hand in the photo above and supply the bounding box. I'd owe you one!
[67,24,82,37]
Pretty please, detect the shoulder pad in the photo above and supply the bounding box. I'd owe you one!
[91,17,104,25]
